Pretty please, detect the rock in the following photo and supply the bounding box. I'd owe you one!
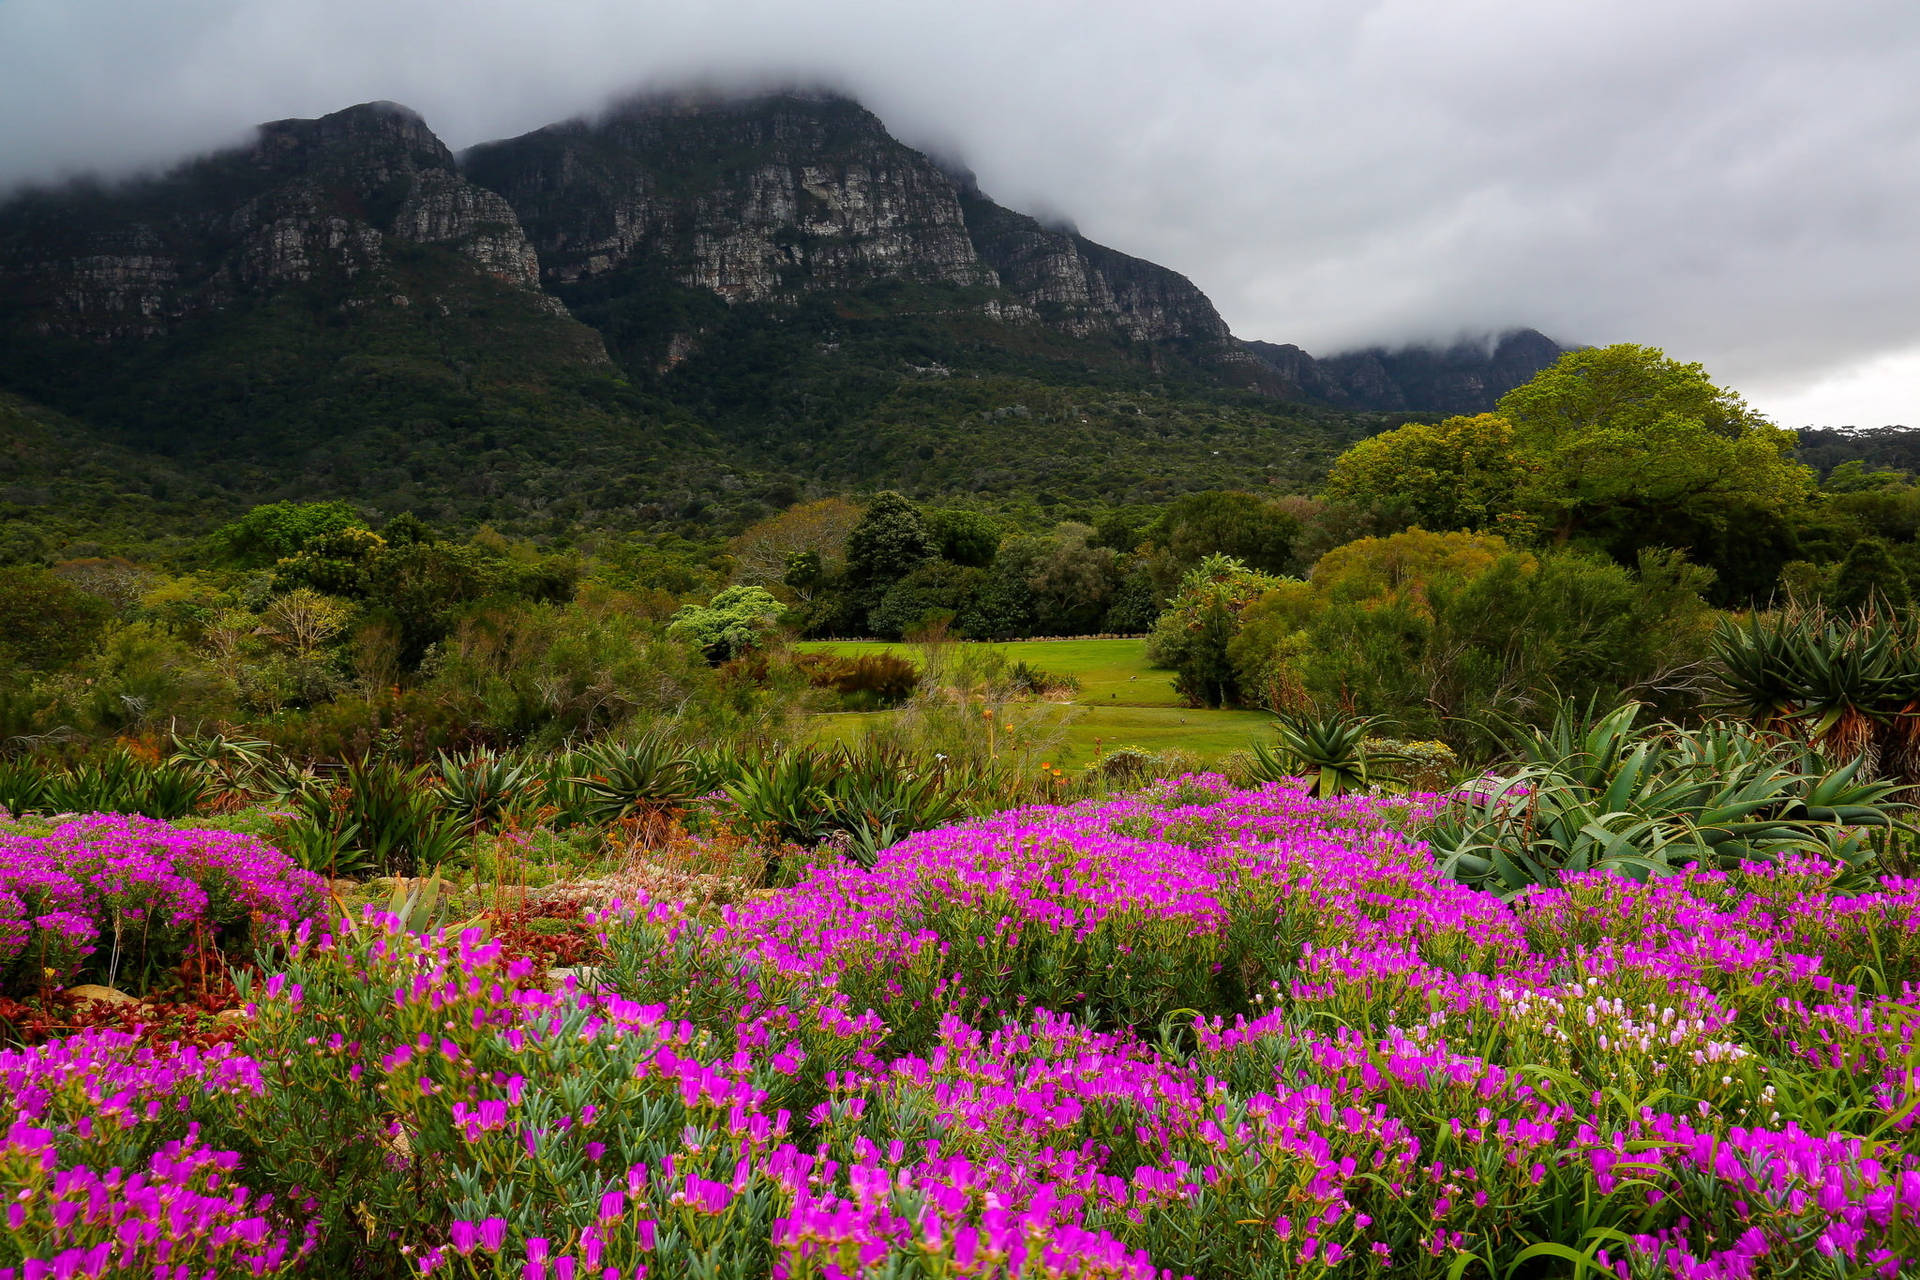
[548,966,606,988]
[0,100,563,344]
[462,90,1235,350]
[65,984,136,1005]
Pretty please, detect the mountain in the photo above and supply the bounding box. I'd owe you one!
[460,90,1237,378]
[0,101,564,341]
[0,101,729,533]
[1239,329,1566,415]
[0,89,1562,544]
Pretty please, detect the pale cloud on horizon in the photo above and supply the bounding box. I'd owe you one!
[1,0,1914,425]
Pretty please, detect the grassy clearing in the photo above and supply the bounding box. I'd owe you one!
[800,638,1271,764]
[810,702,1273,766]
[798,637,1184,705]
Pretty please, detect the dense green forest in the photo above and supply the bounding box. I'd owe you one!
[0,265,1390,559]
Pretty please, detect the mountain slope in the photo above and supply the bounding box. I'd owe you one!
[0,102,737,529]
[461,91,1241,379]
[0,90,1561,544]
[1241,329,1565,414]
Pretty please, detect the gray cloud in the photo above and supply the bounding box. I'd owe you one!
[3,0,1916,421]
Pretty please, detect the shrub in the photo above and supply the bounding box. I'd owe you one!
[794,652,921,707]
[1231,540,1715,747]
[1006,660,1078,698]
[0,816,322,995]
[1092,745,1166,787]
[667,586,786,663]
[1146,554,1285,708]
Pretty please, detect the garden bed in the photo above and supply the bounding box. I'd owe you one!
[3,780,1917,1277]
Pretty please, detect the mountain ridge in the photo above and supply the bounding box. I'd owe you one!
[0,90,1566,543]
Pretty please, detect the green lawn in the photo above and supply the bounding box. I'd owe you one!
[798,637,1184,705]
[799,638,1272,764]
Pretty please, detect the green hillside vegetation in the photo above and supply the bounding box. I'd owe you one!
[643,286,1384,505]
[0,269,1388,549]
[9,340,1920,795]
[0,250,760,535]
[0,392,227,562]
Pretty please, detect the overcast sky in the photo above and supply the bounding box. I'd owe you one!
[2,0,1915,426]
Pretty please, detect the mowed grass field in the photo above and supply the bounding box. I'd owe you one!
[798,637,1185,704]
[798,638,1273,765]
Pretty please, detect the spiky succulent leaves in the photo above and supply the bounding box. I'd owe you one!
[1263,711,1412,797]
[1430,711,1915,893]
[566,732,697,827]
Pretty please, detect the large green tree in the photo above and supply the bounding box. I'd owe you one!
[1145,555,1286,708]
[1497,344,1811,551]
[1147,491,1299,574]
[1318,344,1813,602]
[0,566,112,671]
[211,501,367,569]
[1320,413,1530,533]
[844,492,936,587]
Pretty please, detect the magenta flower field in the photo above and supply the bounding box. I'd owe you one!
[4,778,1918,1278]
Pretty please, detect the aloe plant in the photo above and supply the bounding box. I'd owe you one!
[435,748,534,834]
[1247,711,1411,797]
[726,749,842,850]
[828,745,970,867]
[1711,604,1920,782]
[565,732,697,827]
[167,731,276,798]
[0,757,51,815]
[1431,701,1910,895]
[284,755,465,879]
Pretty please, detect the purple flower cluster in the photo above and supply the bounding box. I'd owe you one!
[0,1124,308,1279]
[0,816,323,991]
[3,778,1916,1278]
[0,1030,299,1278]
[579,778,1920,1277]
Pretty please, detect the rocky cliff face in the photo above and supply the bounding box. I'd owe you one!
[955,187,1230,345]
[0,101,557,342]
[1241,329,1565,414]
[463,91,1233,350]
[463,93,994,301]
[0,88,1564,440]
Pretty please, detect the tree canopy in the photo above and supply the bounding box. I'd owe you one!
[1316,344,1813,602]
[1147,491,1299,574]
[845,492,936,587]
[1320,414,1530,534]
[1495,344,1811,549]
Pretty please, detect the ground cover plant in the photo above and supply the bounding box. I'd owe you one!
[0,816,322,999]
[4,772,1917,1278]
